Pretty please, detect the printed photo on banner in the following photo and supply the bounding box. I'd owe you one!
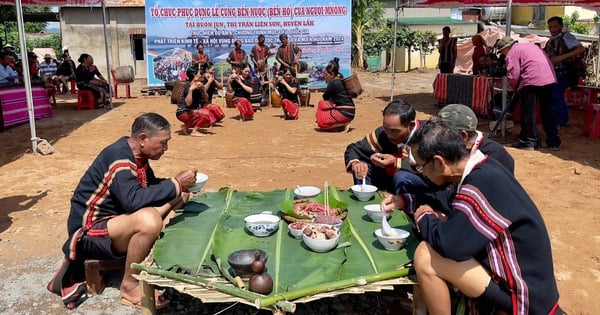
[145,0,351,87]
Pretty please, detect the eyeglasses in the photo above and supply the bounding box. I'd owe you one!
[414,160,431,173]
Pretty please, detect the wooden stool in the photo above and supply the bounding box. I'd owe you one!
[84,259,126,295]
[77,90,96,110]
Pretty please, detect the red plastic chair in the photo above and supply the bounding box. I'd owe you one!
[70,79,77,94]
[110,69,131,99]
[77,90,96,110]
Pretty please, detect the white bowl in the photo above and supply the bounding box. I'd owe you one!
[288,222,307,239]
[374,228,410,251]
[351,184,377,201]
[363,204,392,223]
[294,186,321,198]
[189,172,209,193]
[302,225,340,253]
[244,213,280,237]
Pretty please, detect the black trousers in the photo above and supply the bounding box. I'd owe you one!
[517,84,561,148]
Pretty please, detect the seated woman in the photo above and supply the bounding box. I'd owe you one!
[316,58,355,132]
[175,75,217,137]
[270,68,299,120]
[75,53,109,106]
[227,65,254,121]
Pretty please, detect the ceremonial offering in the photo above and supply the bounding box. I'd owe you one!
[189,172,208,193]
[363,204,392,223]
[279,197,348,223]
[302,224,340,253]
[350,184,377,201]
[293,186,321,198]
[374,228,410,251]
[244,212,280,237]
[227,249,268,279]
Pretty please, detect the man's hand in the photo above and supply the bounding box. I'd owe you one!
[351,161,369,179]
[175,168,197,191]
[370,153,394,168]
[380,193,403,212]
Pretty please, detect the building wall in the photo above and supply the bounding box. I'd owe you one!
[60,7,147,78]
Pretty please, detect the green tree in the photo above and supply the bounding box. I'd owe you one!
[414,31,437,69]
[562,11,589,34]
[352,0,385,68]
[0,5,51,54]
[396,27,418,71]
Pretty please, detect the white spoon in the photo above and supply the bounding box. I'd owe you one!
[381,209,398,236]
[361,177,366,192]
[296,185,304,194]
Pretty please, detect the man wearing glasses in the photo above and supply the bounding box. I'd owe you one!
[381,121,563,315]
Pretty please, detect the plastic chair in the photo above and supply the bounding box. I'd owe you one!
[46,86,57,107]
[588,103,600,140]
[110,69,131,99]
[77,90,96,110]
[70,79,77,94]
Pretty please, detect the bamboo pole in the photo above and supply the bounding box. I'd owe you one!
[256,268,411,308]
[131,263,295,313]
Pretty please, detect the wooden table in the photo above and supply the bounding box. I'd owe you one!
[136,188,417,314]
[0,84,53,131]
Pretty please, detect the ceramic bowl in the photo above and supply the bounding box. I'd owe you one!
[363,204,392,223]
[312,215,343,230]
[293,186,321,198]
[244,213,280,237]
[374,228,410,251]
[188,172,209,193]
[350,184,377,201]
[288,222,307,239]
[302,224,340,253]
[227,249,268,278]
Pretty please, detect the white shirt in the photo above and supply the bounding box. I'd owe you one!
[0,63,19,84]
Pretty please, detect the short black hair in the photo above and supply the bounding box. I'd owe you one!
[131,113,171,138]
[442,26,451,33]
[382,100,416,125]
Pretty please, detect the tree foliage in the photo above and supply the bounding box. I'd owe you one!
[0,5,55,57]
[562,11,589,35]
[351,0,385,67]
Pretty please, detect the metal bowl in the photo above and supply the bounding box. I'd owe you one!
[227,249,268,278]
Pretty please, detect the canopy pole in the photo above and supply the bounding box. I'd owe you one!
[15,0,37,153]
[500,0,513,137]
[390,0,400,102]
[102,1,113,109]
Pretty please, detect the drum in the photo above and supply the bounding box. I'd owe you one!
[115,66,135,83]
[294,61,308,73]
[171,80,187,104]
[270,90,282,108]
[299,88,311,107]
[225,91,235,108]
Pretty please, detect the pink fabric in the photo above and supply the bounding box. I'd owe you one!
[0,85,53,129]
[505,42,556,91]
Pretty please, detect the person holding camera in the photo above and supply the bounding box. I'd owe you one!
[270,67,299,119]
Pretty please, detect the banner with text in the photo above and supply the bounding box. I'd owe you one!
[145,0,351,87]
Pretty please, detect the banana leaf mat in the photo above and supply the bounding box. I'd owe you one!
[136,187,417,312]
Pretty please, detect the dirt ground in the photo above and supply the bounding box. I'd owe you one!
[0,69,598,314]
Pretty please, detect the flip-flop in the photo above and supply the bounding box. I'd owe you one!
[121,293,170,310]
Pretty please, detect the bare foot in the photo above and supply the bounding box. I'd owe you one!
[190,131,206,137]
[121,286,170,310]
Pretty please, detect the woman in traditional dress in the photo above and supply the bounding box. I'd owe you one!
[471,34,488,75]
[75,53,109,106]
[316,58,355,132]
[270,68,299,119]
[227,65,254,121]
[175,75,217,137]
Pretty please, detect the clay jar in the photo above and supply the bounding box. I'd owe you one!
[248,251,273,295]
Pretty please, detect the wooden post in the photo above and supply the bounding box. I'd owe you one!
[140,278,157,315]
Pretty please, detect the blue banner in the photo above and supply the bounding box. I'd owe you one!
[145,0,351,87]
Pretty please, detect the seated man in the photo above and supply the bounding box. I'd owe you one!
[0,52,19,84]
[39,53,60,89]
[344,100,423,192]
[394,104,515,213]
[47,113,198,309]
[382,121,563,315]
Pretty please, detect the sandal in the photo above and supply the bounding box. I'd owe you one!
[121,292,170,310]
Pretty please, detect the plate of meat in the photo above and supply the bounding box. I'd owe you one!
[278,195,348,223]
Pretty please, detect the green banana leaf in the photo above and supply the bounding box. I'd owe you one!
[278,193,349,219]
[152,187,416,298]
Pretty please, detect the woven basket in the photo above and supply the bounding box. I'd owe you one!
[342,74,363,98]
